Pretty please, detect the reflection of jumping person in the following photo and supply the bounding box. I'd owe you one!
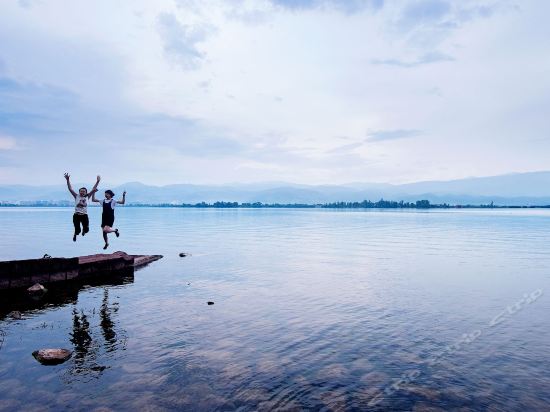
[64,173,100,242]
[92,189,126,250]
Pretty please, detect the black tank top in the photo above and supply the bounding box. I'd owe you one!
[102,200,115,219]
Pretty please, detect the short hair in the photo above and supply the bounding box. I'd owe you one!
[105,190,115,197]
[79,187,88,193]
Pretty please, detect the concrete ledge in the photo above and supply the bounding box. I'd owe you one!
[0,252,162,290]
[78,251,135,276]
[0,257,79,289]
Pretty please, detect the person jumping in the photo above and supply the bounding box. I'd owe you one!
[64,173,100,242]
[92,189,126,250]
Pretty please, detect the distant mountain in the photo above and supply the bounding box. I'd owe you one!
[393,172,550,197]
[1,171,550,206]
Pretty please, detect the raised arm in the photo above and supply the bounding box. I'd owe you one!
[91,191,101,203]
[117,191,126,205]
[64,173,77,198]
[88,175,101,198]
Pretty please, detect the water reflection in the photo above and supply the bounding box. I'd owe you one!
[67,287,128,379]
[0,274,134,319]
[100,289,117,348]
[69,308,100,376]
[0,274,133,382]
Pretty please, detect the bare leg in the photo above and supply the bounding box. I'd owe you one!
[103,226,119,237]
[102,230,109,250]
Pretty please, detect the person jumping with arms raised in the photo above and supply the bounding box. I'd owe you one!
[64,173,100,242]
[92,188,126,250]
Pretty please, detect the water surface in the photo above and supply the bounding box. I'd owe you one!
[1,207,549,411]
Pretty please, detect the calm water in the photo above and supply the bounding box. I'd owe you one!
[0,207,549,411]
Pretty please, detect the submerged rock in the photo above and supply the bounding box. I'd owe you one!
[207,301,214,305]
[32,348,72,365]
[8,311,22,320]
[179,252,188,257]
[27,283,47,295]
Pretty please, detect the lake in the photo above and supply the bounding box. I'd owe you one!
[1,207,549,411]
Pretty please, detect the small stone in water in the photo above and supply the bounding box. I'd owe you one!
[9,311,22,319]
[207,301,214,305]
[32,348,72,365]
[179,252,187,257]
[27,283,47,295]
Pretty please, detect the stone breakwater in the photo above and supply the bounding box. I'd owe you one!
[0,252,163,290]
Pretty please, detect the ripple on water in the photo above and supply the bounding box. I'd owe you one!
[1,208,550,410]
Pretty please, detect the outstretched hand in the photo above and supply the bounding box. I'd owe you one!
[96,175,101,182]
[123,191,127,196]
[64,173,70,181]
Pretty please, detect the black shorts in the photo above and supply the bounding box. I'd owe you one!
[101,217,114,228]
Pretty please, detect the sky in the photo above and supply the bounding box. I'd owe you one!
[0,0,549,186]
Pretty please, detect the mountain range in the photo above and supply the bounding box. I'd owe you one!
[2,171,550,206]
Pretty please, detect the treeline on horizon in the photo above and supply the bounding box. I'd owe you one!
[2,199,550,209]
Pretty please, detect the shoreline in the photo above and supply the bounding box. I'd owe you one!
[1,204,550,209]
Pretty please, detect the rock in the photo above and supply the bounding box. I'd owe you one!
[207,301,214,305]
[8,311,22,320]
[179,252,188,257]
[32,348,72,365]
[27,283,47,295]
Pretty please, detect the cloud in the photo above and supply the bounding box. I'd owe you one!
[125,113,246,158]
[328,129,424,153]
[0,0,548,185]
[270,0,384,13]
[371,51,454,68]
[0,73,246,161]
[17,0,39,9]
[0,134,16,150]
[398,0,451,29]
[397,0,502,31]
[392,0,512,51]
[271,0,318,10]
[326,142,364,154]
[367,130,423,142]
[156,12,213,69]
[0,76,79,136]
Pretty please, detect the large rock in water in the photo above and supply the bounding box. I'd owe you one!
[32,349,72,365]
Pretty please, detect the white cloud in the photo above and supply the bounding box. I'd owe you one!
[157,12,215,69]
[0,135,16,150]
[0,0,549,185]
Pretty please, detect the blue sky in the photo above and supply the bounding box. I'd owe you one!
[0,0,549,185]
